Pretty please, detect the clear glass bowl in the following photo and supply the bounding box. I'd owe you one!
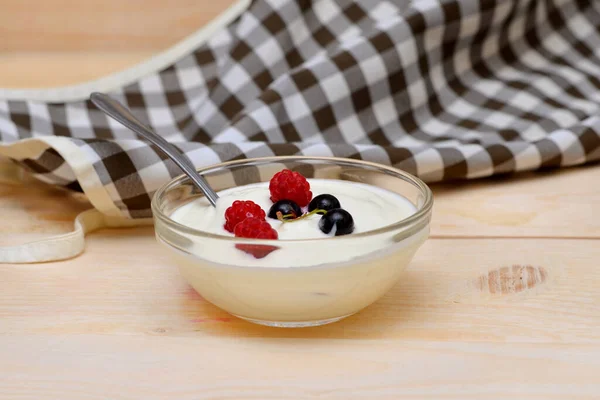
[152,157,433,327]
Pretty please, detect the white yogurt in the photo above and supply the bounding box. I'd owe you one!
[161,179,430,324]
[171,179,416,240]
[168,179,420,268]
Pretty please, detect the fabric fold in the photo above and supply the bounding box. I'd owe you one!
[0,0,599,221]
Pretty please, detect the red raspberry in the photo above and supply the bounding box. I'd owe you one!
[224,200,266,233]
[234,217,278,239]
[233,217,279,259]
[269,169,312,207]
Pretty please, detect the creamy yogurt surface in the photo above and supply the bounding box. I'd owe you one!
[163,178,430,323]
[171,179,416,240]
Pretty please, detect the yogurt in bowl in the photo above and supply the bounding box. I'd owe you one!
[152,157,433,327]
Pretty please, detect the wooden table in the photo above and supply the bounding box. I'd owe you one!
[1,1,599,398]
[2,157,599,399]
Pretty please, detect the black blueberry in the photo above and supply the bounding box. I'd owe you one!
[308,194,341,214]
[318,208,354,236]
[268,199,302,220]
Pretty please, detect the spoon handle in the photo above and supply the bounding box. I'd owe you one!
[90,92,219,207]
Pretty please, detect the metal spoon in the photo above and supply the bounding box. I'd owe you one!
[90,92,219,207]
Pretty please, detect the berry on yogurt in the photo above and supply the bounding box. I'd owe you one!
[233,217,279,259]
[269,169,312,207]
[268,199,302,220]
[318,208,355,236]
[308,194,340,215]
[224,200,266,232]
[234,217,278,239]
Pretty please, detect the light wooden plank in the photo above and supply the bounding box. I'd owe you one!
[0,180,89,246]
[0,0,236,52]
[432,165,600,238]
[0,52,155,88]
[1,227,598,343]
[0,335,598,399]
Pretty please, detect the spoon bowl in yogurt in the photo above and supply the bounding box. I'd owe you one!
[152,156,433,327]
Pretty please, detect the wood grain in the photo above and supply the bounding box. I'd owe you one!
[0,0,236,52]
[1,228,598,342]
[1,336,599,400]
[0,180,89,246]
[0,0,236,88]
[0,52,155,89]
[432,164,600,238]
[3,166,598,398]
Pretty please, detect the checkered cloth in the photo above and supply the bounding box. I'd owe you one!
[1,0,600,218]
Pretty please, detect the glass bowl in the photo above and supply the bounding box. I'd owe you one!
[152,156,433,327]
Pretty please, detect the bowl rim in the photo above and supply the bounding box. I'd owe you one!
[151,156,433,243]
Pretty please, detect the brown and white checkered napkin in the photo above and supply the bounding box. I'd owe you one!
[1,0,600,219]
